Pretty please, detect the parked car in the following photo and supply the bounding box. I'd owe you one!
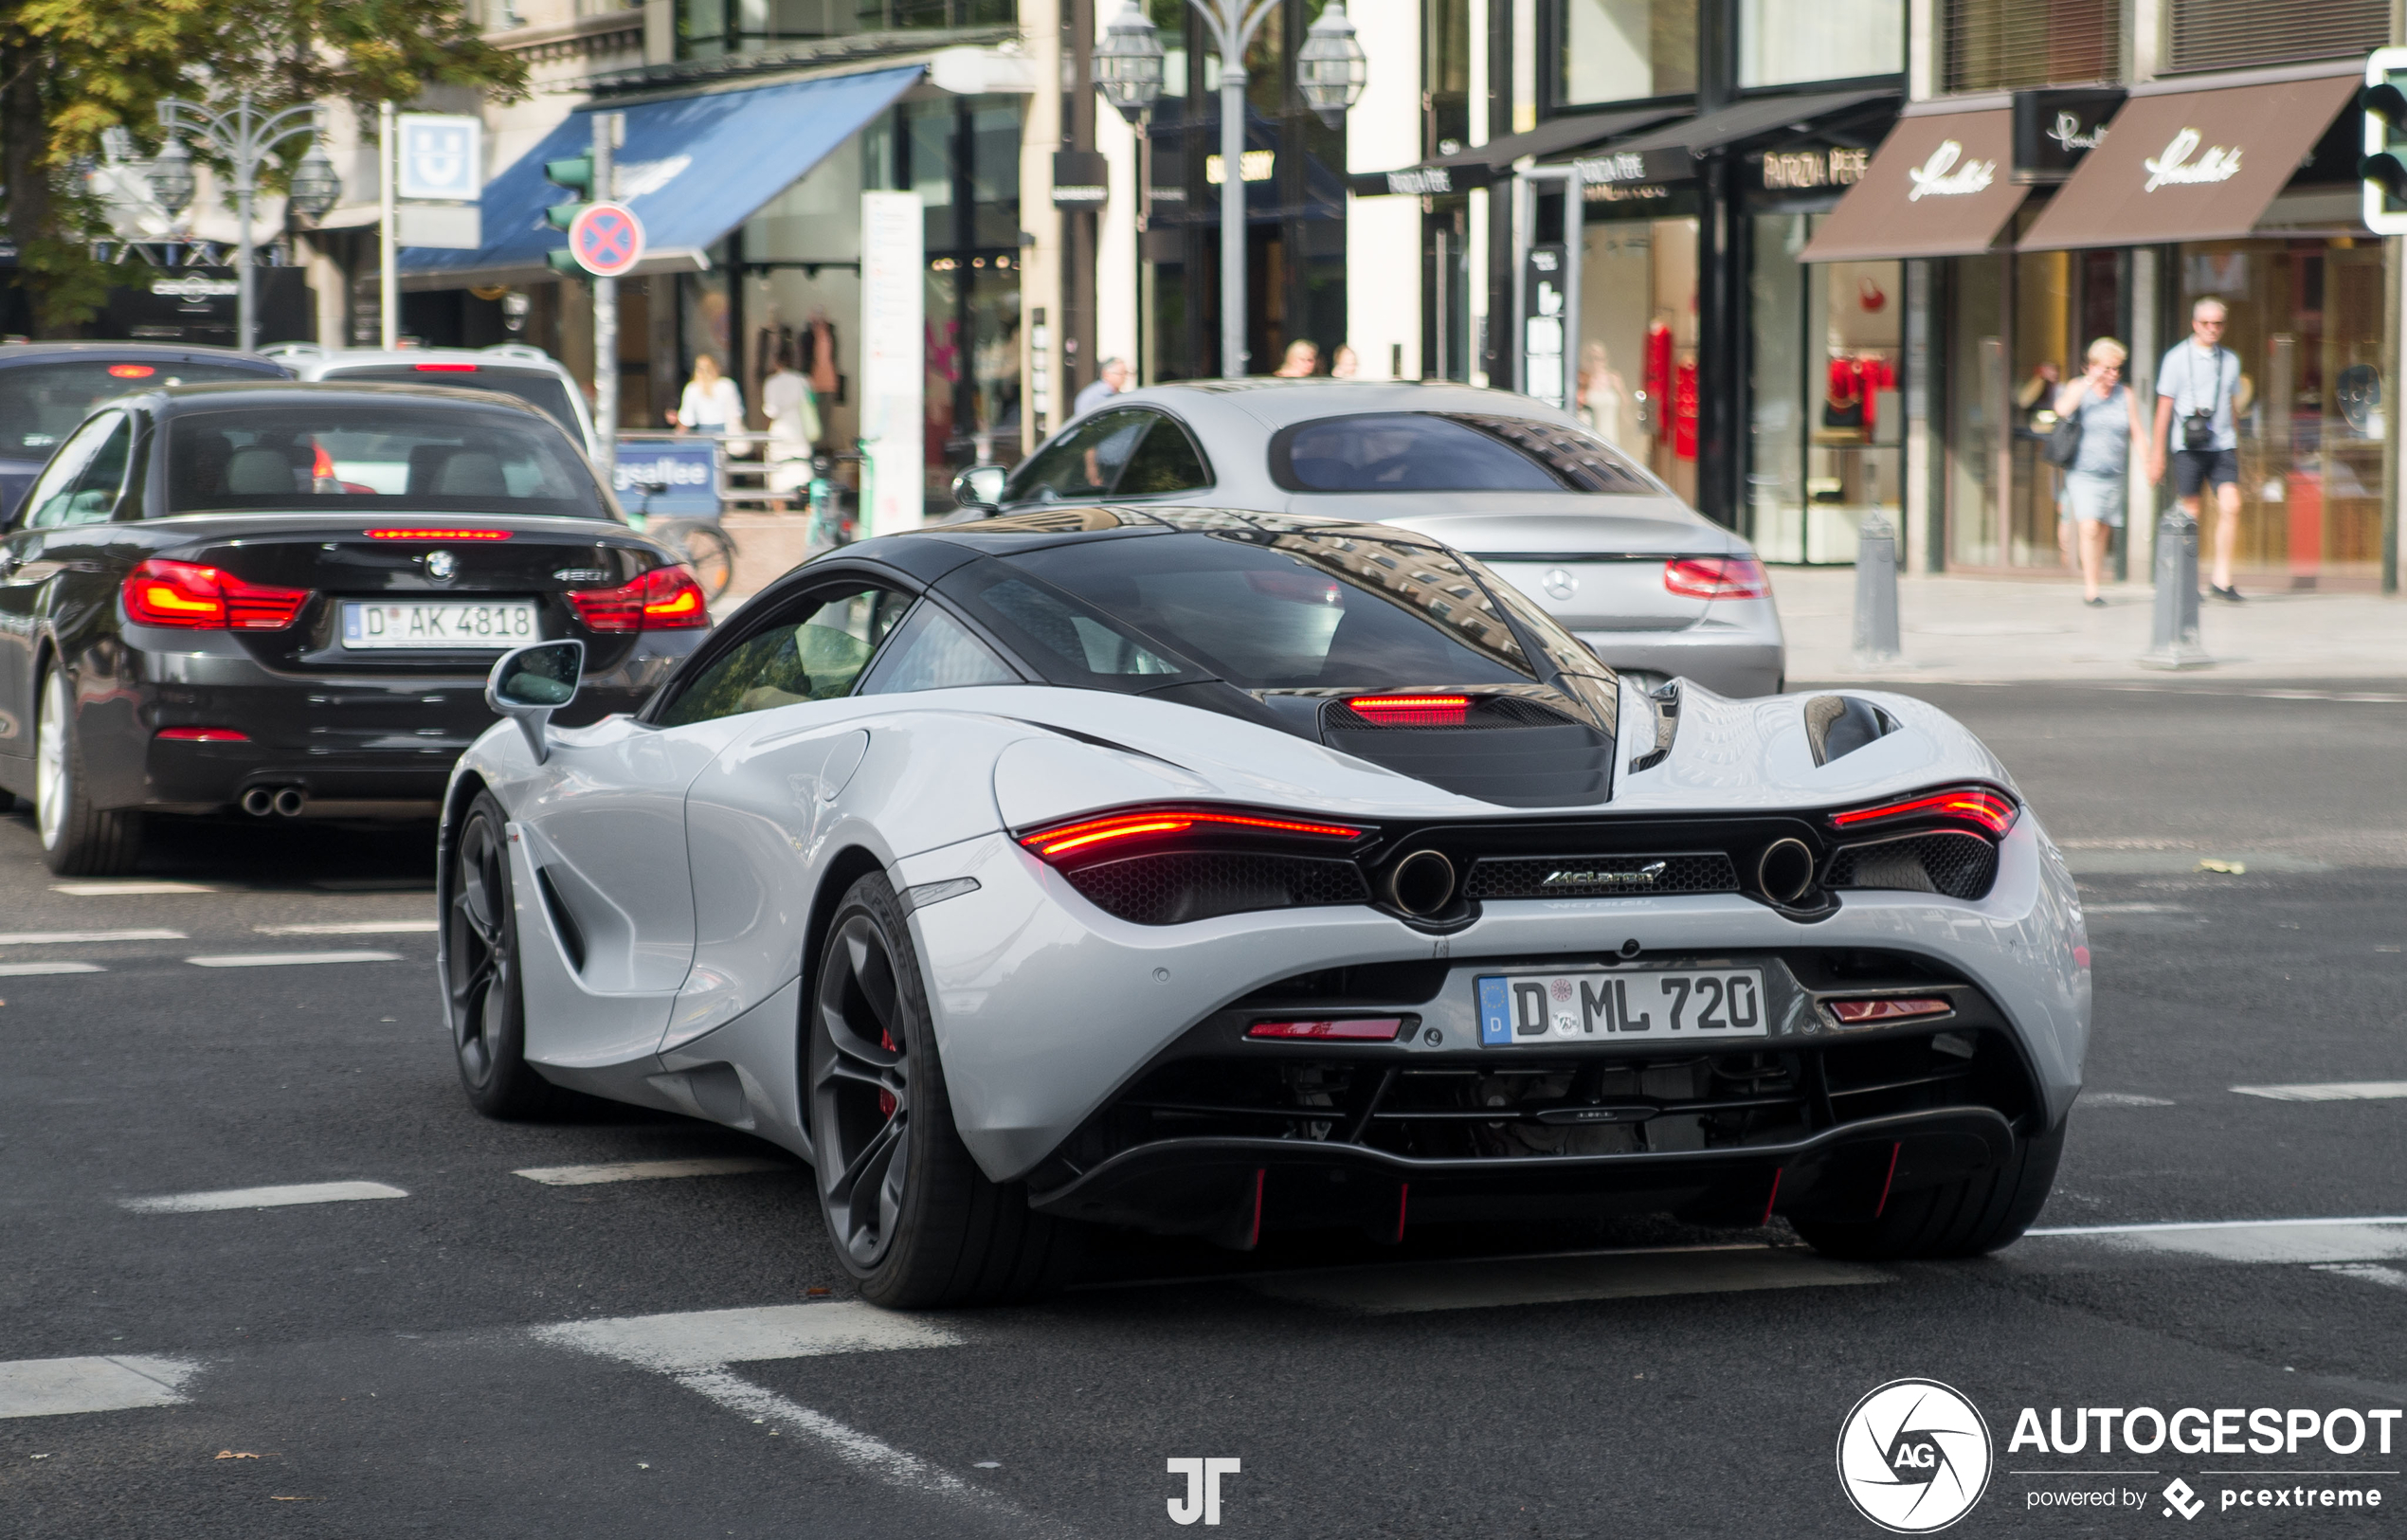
[442,504,2081,1309]
[271,344,599,459]
[953,381,1784,697]
[0,342,291,519]
[0,381,710,875]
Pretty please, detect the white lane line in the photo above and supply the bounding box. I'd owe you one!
[184,951,403,969]
[514,1157,792,1187]
[51,881,216,896]
[2081,1092,2176,1107]
[2033,1215,2407,1234]
[2312,1262,2407,1291]
[2233,1081,2407,1102]
[0,1356,200,1419]
[0,929,184,946]
[534,1303,958,1371]
[1244,1244,1887,1314]
[0,961,104,977]
[253,919,439,936]
[2030,1217,2407,1265]
[120,1181,408,1214]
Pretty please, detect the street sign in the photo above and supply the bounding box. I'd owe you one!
[568,202,644,277]
[396,114,482,202]
[612,438,718,518]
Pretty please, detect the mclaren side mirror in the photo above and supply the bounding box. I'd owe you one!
[951,463,1006,512]
[487,639,585,764]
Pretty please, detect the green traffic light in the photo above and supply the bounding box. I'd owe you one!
[544,154,596,196]
[544,203,588,232]
[546,250,586,276]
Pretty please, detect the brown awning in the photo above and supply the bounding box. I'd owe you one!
[1798,108,2027,263]
[2018,73,2359,250]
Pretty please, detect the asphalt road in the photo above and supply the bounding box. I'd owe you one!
[5,679,2405,1538]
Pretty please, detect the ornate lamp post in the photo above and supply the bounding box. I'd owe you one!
[154,93,332,351]
[1094,0,1366,378]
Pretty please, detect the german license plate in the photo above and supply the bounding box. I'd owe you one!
[340,600,537,650]
[1476,969,1769,1045]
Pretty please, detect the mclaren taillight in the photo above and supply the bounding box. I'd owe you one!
[1022,807,1366,861]
[1246,1018,1404,1042]
[1830,786,2019,839]
[1015,806,1373,926]
[1663,556,1770,600]
[1346,694,1470,727]
[123,559,312,631]
[567,565,712,633]
[1828,997,1953,1025]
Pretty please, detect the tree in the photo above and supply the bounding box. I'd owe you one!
[0,0,528,335]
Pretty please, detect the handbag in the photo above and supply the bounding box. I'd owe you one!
[2042,402,2084,466]
[2181,346,2224,452]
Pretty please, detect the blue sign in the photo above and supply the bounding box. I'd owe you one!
[613,439,719,517]
[1476,975,1512,1045]
[397,114,482,202]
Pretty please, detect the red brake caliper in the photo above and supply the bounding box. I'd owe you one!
[878,1029,898,1120]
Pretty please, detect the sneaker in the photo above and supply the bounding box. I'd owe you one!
[2084,596,2107,607]
[2209,584,2244,603]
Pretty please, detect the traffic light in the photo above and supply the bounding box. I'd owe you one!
[2362,47,2407,235]
[543,154,595,275]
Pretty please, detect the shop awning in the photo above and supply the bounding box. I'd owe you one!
[400,65,924,287]
[1587,88,1897,186]
[2016,67,2361,250]
[1797,105,2026,262]
[1348,106,1675,197]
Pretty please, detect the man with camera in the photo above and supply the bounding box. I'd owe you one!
[2148,297,2251,603]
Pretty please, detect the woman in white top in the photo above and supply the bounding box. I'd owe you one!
[760,342,822,509]
[671,353,744,437]
[2052,336,2150,607]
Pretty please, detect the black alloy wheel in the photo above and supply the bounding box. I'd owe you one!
[807,873,1079,1307]
[446,791,559,1118]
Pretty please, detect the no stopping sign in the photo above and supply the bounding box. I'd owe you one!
[568,202,645,277]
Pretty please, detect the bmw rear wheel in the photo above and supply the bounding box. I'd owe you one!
[808,873,1078,1308]
[34,664,144,876]
[446,792,560,1118]
[1791,1120,2066,1261]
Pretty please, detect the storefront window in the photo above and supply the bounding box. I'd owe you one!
[1558,0,1697,108]
[1748,214,1902,562]
[1942,0,2119,93]
[1576,205,1699,502]
[681,0,1012,60]
[1739,0,1903,88]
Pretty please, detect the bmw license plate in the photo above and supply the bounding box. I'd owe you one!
[1476,969,1769,1045]
[341,600,537,650]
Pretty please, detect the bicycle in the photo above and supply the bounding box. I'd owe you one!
[624,476,738,602]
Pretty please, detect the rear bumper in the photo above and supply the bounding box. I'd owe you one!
[1573,624,1784,698]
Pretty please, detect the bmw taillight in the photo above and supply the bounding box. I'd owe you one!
[123,559,312,630]
[1015,806,1373,926]
[1663,556,1770,600]
[567,565,711,632]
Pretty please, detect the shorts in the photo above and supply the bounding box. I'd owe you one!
[2173,447,2238,497]
[2064,470,2125,529]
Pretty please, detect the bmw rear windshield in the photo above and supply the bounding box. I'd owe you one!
[0,359,272,459]
[1268,412,1661,495]
[164,405,612,518]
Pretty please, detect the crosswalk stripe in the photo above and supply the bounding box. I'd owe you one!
[184,951,403,969]
[0,929,183,945]
[0,961,103,977]
[120,1181,409,1214]
[0,1356,200,1419]
[534,1303,958,1371]
[514,1157,792,1186]
[253,919,439,935]
[2081,1091,2175,1106]
[2033,1218,2407,1265]
[51,881,215,896]
[2232,1081,2407,1102]
[1242,1244,1887,1314]
[2312,1262,2407,1290]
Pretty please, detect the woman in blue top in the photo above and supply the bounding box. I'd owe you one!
[2053,337,2150,607]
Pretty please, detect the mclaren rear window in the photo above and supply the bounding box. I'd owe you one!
[961,529,1540,692]
[163,405,610,518]
[1269,412,1658,495]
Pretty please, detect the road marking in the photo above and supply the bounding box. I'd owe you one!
[254,919,439,935]
[2081,1091,2176,1107]
[1242,1244,1887,1314]
[514,1156,792,1186]
[534,1303,957,1371]
[2031,1217,2407,1265]
[184,951,404,969]
[0,961,103,977]
[2233,1081,2407,1102]
[120,1181,409,1214]
[51,881,216,896]
[0,929,184,946]
[0,1356,200,1419]
[2312,1262,2407,1291]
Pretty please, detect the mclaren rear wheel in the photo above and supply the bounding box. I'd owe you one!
[1791,1119,2066,1261]
[34,664,144,877]
[446,792,561,1119]
[807,873,1079,1308]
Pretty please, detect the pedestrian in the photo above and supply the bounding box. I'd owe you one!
[1273,339,1318,377]
[1073,356,1128,417]
[2052,337,2149,607]
[761,342,821,513]
[2149,297,2252,602]
[670,353,744,439]
[1329,344,1360,379]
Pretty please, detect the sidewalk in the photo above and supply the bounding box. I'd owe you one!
[1773,567,2407,683]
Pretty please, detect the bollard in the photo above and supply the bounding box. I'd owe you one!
[1852,511,1903,667]
[2138,507,2213,669]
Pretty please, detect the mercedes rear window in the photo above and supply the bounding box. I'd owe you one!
[0,359,270,459]
[1269,412,1658,495]
[163,405,611,518]
[319,365,582,443]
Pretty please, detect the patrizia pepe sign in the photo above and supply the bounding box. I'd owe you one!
[2142,127,2241,190]
[1906,140,1997,200]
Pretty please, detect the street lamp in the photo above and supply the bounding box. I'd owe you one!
[287,142,343,222]
[1095,1,1366,379]
[154,93,329,352]
[146,138,197,221]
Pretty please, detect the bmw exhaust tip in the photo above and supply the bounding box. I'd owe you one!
[270,787,308,818]
[240,787,277,818]
[1388,849,1457,916]
[1757,838,1816,905]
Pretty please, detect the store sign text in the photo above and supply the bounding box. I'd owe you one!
[2142,127,2241,191]
[1906,140,1996,200]
[1761,147,1869,190]
[2047,111,2107,153]
[1576,151,1650,185]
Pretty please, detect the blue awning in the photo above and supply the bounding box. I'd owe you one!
[400,65,923,285]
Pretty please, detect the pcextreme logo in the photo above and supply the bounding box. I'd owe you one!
[1837,1379,1996,1532]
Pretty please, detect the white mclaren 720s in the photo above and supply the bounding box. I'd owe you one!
[439,506,2089,1308]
